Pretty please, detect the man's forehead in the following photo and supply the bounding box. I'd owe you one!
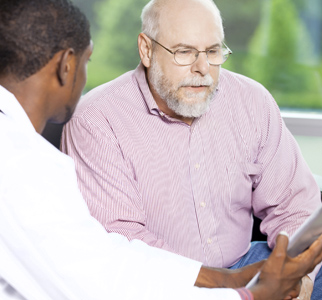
[158,1,223,45]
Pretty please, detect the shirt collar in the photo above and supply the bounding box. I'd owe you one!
[0,85,36,133]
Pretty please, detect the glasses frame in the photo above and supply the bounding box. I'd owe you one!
[150,38,232,66]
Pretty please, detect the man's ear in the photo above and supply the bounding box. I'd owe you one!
[57,48,75,86]
[138,33,153,68]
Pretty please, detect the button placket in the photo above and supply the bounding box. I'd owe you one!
[189,122,220,263]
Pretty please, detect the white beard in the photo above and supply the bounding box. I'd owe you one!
[148,56,217,118]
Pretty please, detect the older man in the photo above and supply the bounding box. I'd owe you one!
[62,0,322,299]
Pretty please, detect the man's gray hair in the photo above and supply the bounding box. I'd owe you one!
[141,0,224,40]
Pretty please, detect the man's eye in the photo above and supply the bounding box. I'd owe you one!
[208,49,220,55]
[177,49,193,55]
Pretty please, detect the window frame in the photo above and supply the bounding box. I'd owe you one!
[282,112,322,137]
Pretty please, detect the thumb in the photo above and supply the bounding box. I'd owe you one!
[268,231,289,272]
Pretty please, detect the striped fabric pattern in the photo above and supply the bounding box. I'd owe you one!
[62,63,321,268]
[236,288,253,300]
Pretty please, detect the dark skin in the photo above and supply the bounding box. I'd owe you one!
[195,260,264,288]
[196,233,322,300]
[0,43,93,133]
[250,233,322,300]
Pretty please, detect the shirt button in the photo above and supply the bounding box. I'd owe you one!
[207,238,213,244]
[195,163,200,169]
[200,202,206,208]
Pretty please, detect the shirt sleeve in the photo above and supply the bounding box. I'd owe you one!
[252,92,321,242]
[61,112,176,252]
[0,147,242,300]
[251,91,322,279]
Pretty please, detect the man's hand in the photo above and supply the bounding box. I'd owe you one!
[250,232,322,300]
[195,233,321,300]
[195,260,264,288]
[290,275,313,300]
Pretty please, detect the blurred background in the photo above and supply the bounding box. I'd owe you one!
[70,0,322,179]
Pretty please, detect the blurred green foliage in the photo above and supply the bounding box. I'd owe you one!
[241,0,322,109]
[85,0,149,90]
[74,0,322,109]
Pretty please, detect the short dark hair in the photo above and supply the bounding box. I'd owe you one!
[0,0,91,81]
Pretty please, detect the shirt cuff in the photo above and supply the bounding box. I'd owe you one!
[236,288,254,300]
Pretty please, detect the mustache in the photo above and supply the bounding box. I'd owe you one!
[179,74,214,87]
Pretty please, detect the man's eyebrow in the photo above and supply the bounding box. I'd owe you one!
[170,43,222,49]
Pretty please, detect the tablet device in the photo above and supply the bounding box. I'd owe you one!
[246,205,322,288]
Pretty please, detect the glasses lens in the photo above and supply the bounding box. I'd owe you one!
[174,49,198,65]
[174,46,232,66]
[207,48,227,65]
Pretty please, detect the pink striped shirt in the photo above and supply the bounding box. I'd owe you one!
[61,63,321,268]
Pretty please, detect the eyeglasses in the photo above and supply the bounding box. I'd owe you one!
[150,38,232,66]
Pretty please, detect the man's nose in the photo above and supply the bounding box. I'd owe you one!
[191,51,210,76]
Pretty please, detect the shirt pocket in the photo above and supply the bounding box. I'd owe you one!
[226,162,262,212]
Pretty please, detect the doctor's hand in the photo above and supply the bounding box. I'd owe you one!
[195,260,264,289]
[250,232,322,300]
